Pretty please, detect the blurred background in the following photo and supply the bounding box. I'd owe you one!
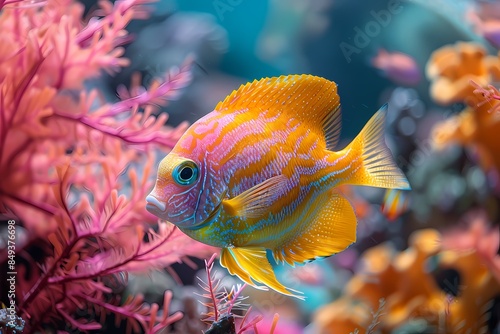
[103,0,494,130]
[104,0,500,333]
[4,0,499,332]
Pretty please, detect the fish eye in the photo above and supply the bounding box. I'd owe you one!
[173,160,199,186]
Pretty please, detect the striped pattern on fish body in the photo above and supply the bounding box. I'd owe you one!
[146,75,410,299]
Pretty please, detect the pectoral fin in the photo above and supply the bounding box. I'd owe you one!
[220,247,304,300]
[222,175,287,218]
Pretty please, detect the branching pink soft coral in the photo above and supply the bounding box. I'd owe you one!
[441,210,500,283]
[0,0,217,332]
[471,80,500,113]
[0,0,189,235]
[197,254,280,334]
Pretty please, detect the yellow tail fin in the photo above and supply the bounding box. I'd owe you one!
[345,105,410,190]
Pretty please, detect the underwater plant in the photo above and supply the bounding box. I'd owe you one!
[313,227,500,334]
[197,253,280,334]
[472,81,500,114]
[426,42,500,176]
[0,0,217,332]
[426,42,500,105]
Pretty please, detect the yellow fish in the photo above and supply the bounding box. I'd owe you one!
[146,75,410,299]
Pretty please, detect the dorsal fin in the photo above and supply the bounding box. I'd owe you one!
[215,75,342,150]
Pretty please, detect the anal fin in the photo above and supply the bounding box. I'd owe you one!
[273,190,357,266]
[220,247,304,300]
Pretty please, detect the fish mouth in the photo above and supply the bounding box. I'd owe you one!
[146,195,166,216]
[146,195,222,230]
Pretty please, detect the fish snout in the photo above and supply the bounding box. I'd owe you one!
[146,195,166,216]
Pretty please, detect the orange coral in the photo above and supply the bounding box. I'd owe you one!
[426,42,500,105]
[313,229,500,333]
[441,210,500,284]
[431,84,500,172]
[427,42,500,172]
[314,297,371,334]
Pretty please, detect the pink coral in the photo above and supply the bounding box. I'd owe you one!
[441,210,500,283]
[471,81,500,114]
[0,0,217,332]
[197,254,281,334]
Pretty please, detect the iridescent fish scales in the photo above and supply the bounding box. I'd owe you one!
[146,75,411,299]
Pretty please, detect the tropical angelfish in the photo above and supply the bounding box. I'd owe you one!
[146,75,410,299]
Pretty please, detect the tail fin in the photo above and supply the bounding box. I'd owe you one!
[344,105,410,190]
